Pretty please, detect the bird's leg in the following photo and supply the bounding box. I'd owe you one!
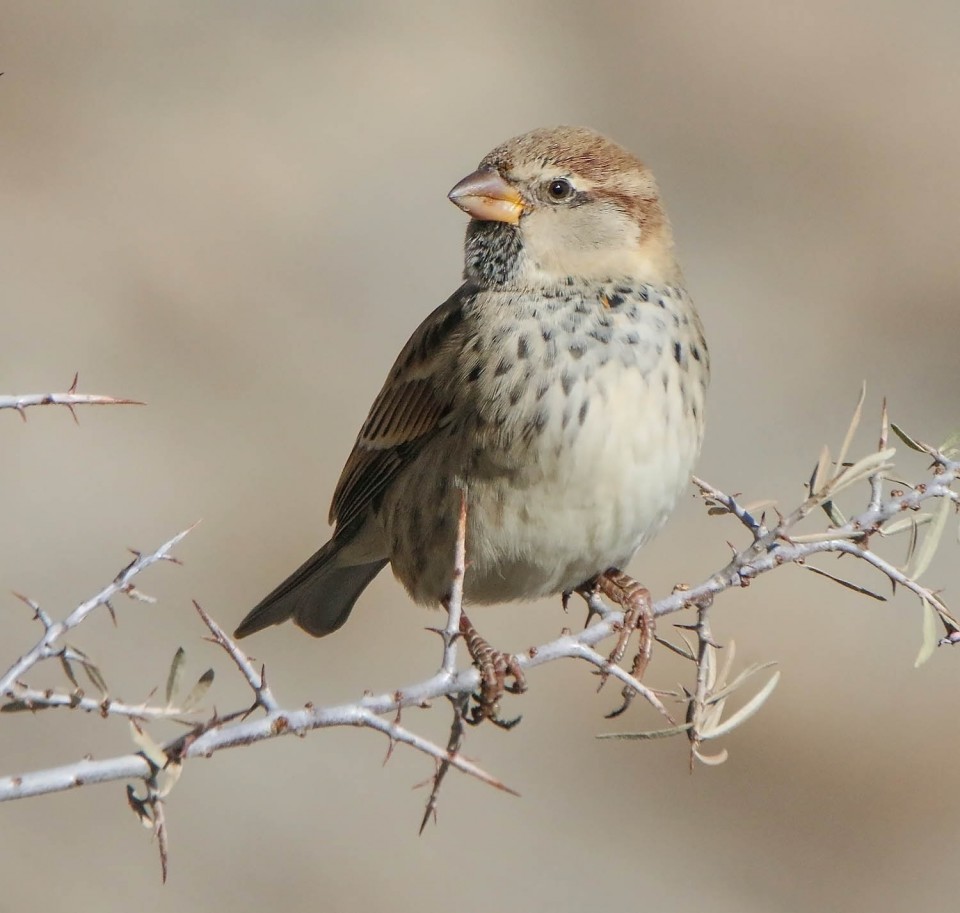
[595,568,654,715]
[458,612,527,730]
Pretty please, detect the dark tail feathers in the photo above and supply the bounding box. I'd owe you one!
[234,536,387,639]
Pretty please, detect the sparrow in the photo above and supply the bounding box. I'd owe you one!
[235,126,709,647]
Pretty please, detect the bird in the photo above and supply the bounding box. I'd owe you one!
[235,126,709,655]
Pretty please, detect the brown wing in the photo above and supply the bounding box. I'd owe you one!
[328,287,471,531]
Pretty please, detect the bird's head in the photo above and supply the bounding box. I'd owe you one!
[449,126,680,290]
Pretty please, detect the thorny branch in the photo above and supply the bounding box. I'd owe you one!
[0,373,142,422]
[2,390,959,880]
[0,526,197,697]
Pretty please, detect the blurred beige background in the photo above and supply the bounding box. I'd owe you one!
[2,2,959,911]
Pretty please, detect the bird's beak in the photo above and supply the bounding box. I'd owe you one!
[448,168,524,224]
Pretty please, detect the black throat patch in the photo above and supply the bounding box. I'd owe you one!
[463,220,524,288]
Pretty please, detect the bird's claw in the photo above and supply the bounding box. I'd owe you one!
[595,568,654,708]
[459,612,527,729]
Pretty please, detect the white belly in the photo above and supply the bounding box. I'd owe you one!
[460,360,701,601]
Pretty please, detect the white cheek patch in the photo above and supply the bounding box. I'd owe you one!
[521,205,642,278]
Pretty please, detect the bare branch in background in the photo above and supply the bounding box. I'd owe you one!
[0,526,198,697]
[0,373,142,421]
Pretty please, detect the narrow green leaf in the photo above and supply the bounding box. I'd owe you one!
[821,499,847,526]
[59,655,80,689]
[596,723,693,741]
[81,661,108,697]
[903,516,920,571]
[810,445,832,496]
[836,382,866,472]
[910,495,951,582]
[890,422,930,453]
[882,514,932,536]
[938,429,960,456]
[166,647,186,706]
[914,597,940,668]
[716,640,737,691]
[804,565,887,601]
[701,671,781,740]
[827,449,897,498]
[703,636,718,691]
[701,698,726,732]
[181,669,215,711]
[706,661,780,704]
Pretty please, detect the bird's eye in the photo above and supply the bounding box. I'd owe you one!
[546,178,575,202]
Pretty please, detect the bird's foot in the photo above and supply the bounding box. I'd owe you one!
[459,612,527,730]
[596,568,654,716]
